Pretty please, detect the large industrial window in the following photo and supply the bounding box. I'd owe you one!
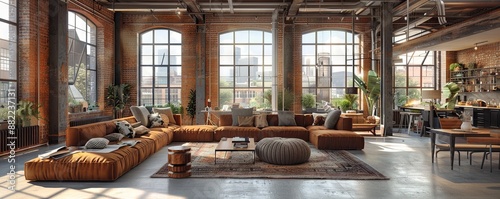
[0,0,17,107]
[139,29,182,106]
[219,30,272,108]
[301,30,360,108]
[68,11,97,106]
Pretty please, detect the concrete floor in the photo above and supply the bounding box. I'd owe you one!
[1,131,500,199]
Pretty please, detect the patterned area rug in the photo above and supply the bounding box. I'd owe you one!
[151,143,388,180]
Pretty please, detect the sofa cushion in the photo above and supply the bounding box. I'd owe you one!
[238,116,254,127]
[324,110,341,129]
[231,108,253,126]
[309,129,364,150]
[152,107,176,125]
[148,113,165,128]
[134,125,151,136]
[104,133,124,142]
[261,126,309,141]
[278,111,297,126]
[173,125,216,142]
[254,113,269,128]
[84,138,109,149]
[130,106,151,127]
[115,121,135,138]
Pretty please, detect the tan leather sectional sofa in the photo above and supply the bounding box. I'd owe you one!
[24,113,363,181]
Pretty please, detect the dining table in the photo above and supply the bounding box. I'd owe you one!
[429,128,492,170]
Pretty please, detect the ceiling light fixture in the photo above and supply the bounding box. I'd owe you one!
[474,41,488,50]
[474,44,478,50]
[176,7,181,15]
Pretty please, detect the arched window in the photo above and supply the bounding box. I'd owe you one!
[139,29,182,106]
[302,30,360,108]
[68,11,97,106]
[0,0,17,107]
[219,30,272,108]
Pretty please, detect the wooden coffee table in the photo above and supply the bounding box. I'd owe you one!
[215,138,256,164]
[352,123,378,136]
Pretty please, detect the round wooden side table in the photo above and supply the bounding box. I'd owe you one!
[167,146,191,178]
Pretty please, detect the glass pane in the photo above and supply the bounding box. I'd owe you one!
[0,81,15,107]
[87,45,96,57]
[141,67,153,87]
[142,45,153,55]
[155,67,168,87]
[142,30,153,43]
[331,56,345,65]
[394,88,407,107]
[140,88,153,106]
[220,55,233,65]
[250,67,263,87]
[249,31,263,43]
[249,45,262,56]
[236,55,249,65]
[408,88,421,103]
[317,31,330,43]
[220,45,233,55]
[264,45,272,55]
[331,67,345,87]
[68,12,75,27]
[170,45,181,55]
[154,29,169,43]
[219,88,234,106]
[331,45,345,55]
[87,71,97,105]
[302,45,315,56]
[235,31,249,43]
[332,31,345,43]
[169,88,181,104]
[169,55,181,65]
[302,32,315,43]
[75,14,86,30]
[264,32,272,43]
[87,55,96,70]
[263,56,272,65]
[75,28,86,42]
[220,32,233,44]
[170,66,182,86]
[141,56,153,65]
[154,88,168,105]
[220,66,234,87]
[235,66,249,87]
[170,31,181,43]
[302,55,316,65]
[0,44,16,80]
[316,88,331,104]
[330,88,345,107]
[302,66,316,87]
[317,45,331,56]
[408,66,421,87]
[88,22,96,45]
[394,66,407,87]
[235,45,249,56]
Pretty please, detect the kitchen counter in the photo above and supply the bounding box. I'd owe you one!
[456,105,500,110]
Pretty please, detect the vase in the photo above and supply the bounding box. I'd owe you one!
[460,121,472,131]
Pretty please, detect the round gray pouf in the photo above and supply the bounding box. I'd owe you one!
[256,137,311,165]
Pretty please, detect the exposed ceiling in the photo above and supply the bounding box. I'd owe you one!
[95,0,500,51]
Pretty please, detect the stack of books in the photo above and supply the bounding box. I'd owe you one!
[232,137,249,148]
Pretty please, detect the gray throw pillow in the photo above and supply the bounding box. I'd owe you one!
[134,125,151,136]
[324,110,342,129]
[85,138,109,149]
[130,106,151,127]
[104,133,124,142]
[231,108,254,126]
[278,111,297,126]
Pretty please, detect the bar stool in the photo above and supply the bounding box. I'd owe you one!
[398,112,411,133]
[406,112,422,135]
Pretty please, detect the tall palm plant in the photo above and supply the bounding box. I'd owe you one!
[354,70,381,116]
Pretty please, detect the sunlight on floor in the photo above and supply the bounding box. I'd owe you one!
[369,142,415,152]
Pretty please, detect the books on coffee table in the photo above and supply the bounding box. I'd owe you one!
[234,142,248,148]
[232,137,249,143]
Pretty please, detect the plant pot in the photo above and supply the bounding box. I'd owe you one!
[461,121,472,131]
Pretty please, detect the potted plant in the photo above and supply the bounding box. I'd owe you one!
[442,82,460,109]
[354,70,381,116]
[450,63,462,71]
[186,89,196,124]
[339,99,351,113]
[68,99,82,113]
[16,100,43,127]
[343,94,358,111]
[105,83,132,118]
[302,93,316,113]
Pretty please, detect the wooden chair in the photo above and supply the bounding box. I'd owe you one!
[467,130,500,172]
[434,118,499,165]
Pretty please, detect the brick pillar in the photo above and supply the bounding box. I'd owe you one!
[283,24,294,93]
[48,0,68,144]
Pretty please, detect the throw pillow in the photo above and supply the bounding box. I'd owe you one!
[152,107,176,125]
[104,133,124,142]
[238,116,254,127]
[231,108,253,126]
[312,113,328,125]
[148,113,164,128]
[84,138,109,149]
[254,113,269,128]
[324,110,342,129]
[159,113,169,126]
[130,106,151,127]
[115,120,136,138]
[131,122,142,128]
[134,125,151,136]
[278,111,297,126]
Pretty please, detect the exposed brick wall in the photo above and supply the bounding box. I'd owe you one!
[457,42,500,68]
